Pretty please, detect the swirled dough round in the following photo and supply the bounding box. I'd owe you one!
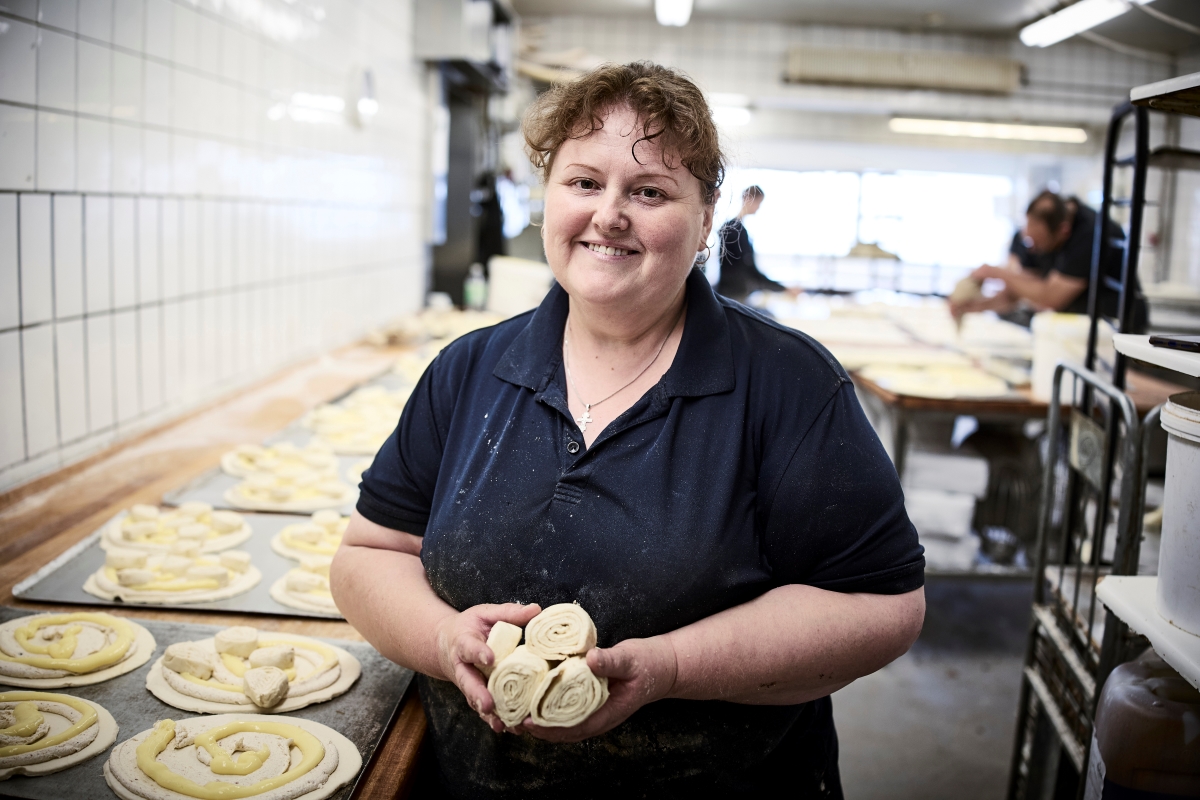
[269,556,340,617]
[0,612,156,688]
[224,474,354,514]
[529,657,609,728]
[84,550,261,605]
[486,646,549,728]
[302,386,411,456]
[146,629,360,714]
[524,604,597,660]
[0,691,118,780]
[101,504,251,554]
[220,442,339,479]
[103,714,362,800]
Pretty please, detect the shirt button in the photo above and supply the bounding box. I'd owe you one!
[566,441,580,454]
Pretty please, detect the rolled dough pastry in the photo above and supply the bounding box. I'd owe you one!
[303,386,411,456]
[220,441,339,479]
[480,621,522,678]
[529,657,609,728]
[146,629,360,714]
[486,646,549,728]
[101,503,251,554]
[84,549,261,605]
[0,612,156,688]
[104,713,362,800]
[224,473,355,514]
[0,691,118,780]
[949,276,984,305]
[524,603,597,660]
[859,363,1011,400]
[270,512,347,561]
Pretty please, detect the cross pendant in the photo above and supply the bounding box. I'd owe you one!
[576,406,593,432]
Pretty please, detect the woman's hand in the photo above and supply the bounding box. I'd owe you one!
[519,635,678,743]
[435,603,542,733]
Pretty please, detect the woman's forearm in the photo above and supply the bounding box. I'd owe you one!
[661,584,924,705]
[330,543,457,679]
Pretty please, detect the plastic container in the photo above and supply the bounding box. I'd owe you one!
[1157,391,1200,636]
[1030,312,1114,402]
[464,263,488,311]
[1083,648,1200,799]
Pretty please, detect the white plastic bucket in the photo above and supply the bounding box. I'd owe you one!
[1157,391,1200,636]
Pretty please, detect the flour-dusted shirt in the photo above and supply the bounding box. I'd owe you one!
[358,268,924,799]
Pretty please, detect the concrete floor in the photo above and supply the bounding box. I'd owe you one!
[834,576,1034,800]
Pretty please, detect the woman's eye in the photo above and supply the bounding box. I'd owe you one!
[639,188,663,200]
[576,179,597,190]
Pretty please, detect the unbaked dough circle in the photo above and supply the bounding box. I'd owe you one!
[100,512,252,555]
[0,695,118,780]
[268,576,342,619]
[0,613,157,688]
[84,564,262,605]
[145,635,360,714]
[103,713,362,800]
[222,486,355,514]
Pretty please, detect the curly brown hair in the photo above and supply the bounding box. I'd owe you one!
[523,61,725,205]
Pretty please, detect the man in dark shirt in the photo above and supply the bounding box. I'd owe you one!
[714,185,798,303]
[951,190,1147,331]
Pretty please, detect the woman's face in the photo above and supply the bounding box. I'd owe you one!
[542,104,715,315]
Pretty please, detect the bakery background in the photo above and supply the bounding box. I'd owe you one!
[0,0,1199,799]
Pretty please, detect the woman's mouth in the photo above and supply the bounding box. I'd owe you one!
[583,242,636,257]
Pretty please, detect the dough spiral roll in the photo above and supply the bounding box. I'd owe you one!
[529,657,609,728]
[523,604,596,660]
[486,646,549,727]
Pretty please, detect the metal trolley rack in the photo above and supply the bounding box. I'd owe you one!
[1007,89,1200,799]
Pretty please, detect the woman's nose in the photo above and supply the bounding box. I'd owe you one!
[593,191,629,232]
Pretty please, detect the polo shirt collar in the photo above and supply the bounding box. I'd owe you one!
[493,268,735,399]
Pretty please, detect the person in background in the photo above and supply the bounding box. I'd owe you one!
[714,185,799,303]
[950,190,1148,331]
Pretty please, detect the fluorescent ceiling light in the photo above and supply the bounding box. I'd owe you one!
[889,117,1088,144]
[709,93,751,108]
[655,0,693,27]
[1020,0,1154,48]
[713,106,752,126]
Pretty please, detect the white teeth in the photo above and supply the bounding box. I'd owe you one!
[587,243,631,256]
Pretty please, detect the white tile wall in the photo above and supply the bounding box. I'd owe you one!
[0,0,430,490]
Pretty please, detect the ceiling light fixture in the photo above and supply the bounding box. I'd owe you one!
[712,106,752,127]
[655,0,693,27]
[889,117,1088,144]
[1019,0,1155,48]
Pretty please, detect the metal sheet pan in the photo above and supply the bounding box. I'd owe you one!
[160,466,361,518]
[0,607,412,800]
[13,513,343,620]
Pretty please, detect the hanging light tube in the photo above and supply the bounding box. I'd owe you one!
[655,0,693,27]
[889,117,1088,144]
[1020,0,1156,48]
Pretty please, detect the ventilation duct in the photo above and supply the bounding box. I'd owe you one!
[785,46,1023,95]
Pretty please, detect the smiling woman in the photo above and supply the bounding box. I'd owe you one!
[332,61,926,799]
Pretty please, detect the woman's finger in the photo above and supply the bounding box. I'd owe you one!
[454,660,494,713]
[474,602,542,626]
[588,644,638,680]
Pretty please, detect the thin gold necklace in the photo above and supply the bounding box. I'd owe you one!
[563,312,679,433]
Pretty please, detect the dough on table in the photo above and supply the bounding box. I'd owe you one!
[101,503,251,554]
[220,441,338,479]
[302,386,411,456]
[224,472,354,513]
[146,627,360,714]
[949,276,983,305]
[269,557,341,617]
[0,690,118,780]
[858,363,1011,400]
[346,459,371,485]
[529,656,609,728]
[393,352,439,385]
[104,713,362,800]
[524,603,597,660]
[84,547,260,605]
[0,612,156,688]
[270,511,347,561]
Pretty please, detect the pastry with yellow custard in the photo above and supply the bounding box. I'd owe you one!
[101,503,251,555]
[145,627,360,714]
[224,469,355,514]
[268,557,340,617]
[0,612,156,687]
[301,386,411,455]
[270,511,347,561]
[103,714,361,800]
[219,441,339,479]
[0,690,118,779]
[84,547,261,605]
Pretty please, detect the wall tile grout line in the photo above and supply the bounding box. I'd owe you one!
[15,199,28,464]
[81,191,92,435]
[50,194,62,449]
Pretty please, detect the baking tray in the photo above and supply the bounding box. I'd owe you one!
[13,513,343,619]
[0,606,413,800]
[161,465,362,518]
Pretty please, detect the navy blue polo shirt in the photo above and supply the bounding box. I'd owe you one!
[358,268,924,798]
